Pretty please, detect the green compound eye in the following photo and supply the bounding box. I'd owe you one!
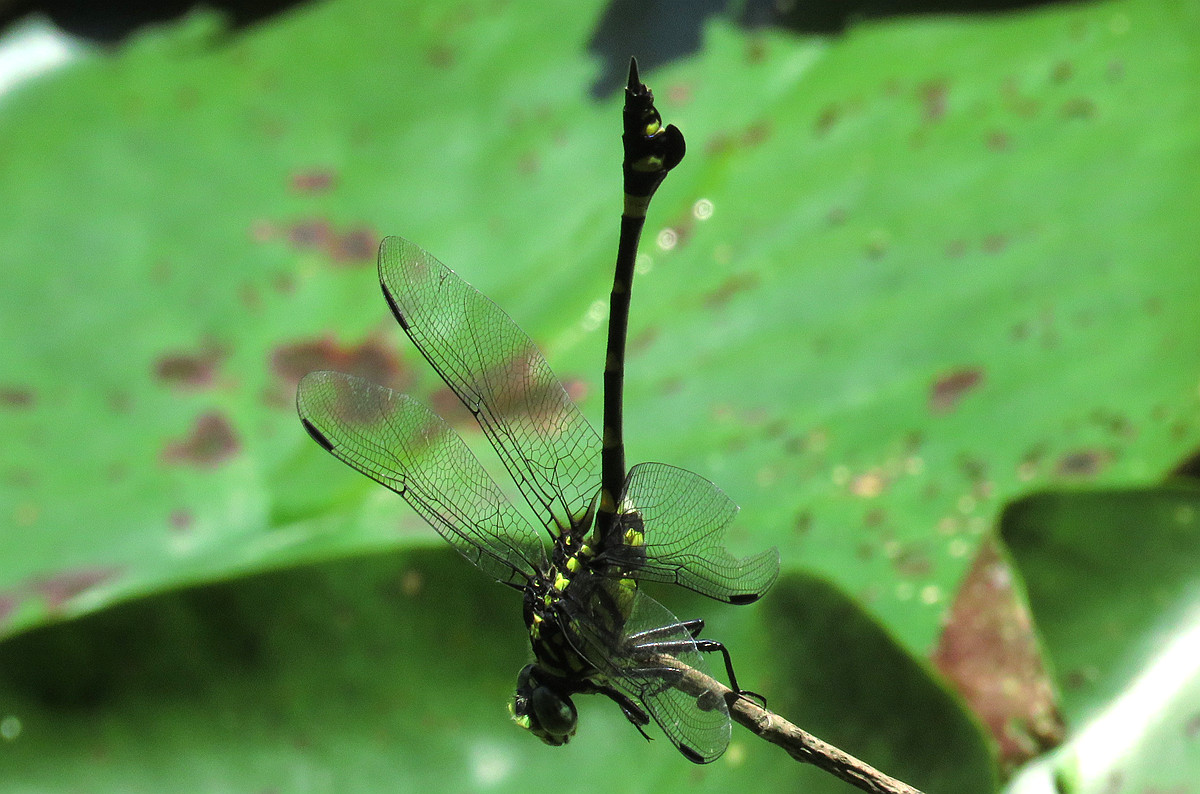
[512,665,578,745]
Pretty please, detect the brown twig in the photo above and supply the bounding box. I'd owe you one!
[654,654,926,794]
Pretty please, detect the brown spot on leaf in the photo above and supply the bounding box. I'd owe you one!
[982,234,1008,254]
[705,120,772,156]
[327,225,379,266]
[986,130,1010,151]
[240,283,263,311]
[155,345,224,389]
[1000,77,1040,118]
[272,336,406,392]
[932,537,1065,772]
[426,44,454,68]
[1055,448,1112,478]
[170,508,194,533]
[279,217,378,268]
[273,272,297,294]
[28,566,122,612]
[893,547,931,577]
[288,217,333,250]
[561,378,590,406]
[745,120,772,147]
[249,219,278,242]
[1017,443,1049,481]
[429,386,475,427]
[945,239,967,258]
[107,390,132,414]
[517,152,540,175]
[929,367,985,414]
[1089,408,1135,439]
[667,83,691,106]
[163,413,240,467]
[427,359,590,433]
[704,273,760,310]
[744,37,767,64]
[629,326,659,354]
[919,79,949,122]
[0,386,34,408]
[814,103,840,136]
[1061,97,1096,119]
[0,592,18,627]
[290,169,337,194]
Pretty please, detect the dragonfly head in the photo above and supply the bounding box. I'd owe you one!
[510,664,578,746]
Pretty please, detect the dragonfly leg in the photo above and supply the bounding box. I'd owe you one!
[678,619,767,706]
[596,684,654,741]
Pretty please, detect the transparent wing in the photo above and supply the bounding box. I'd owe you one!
[378,237,602,534]
[605,462,780,604]
[297,370,544,587]
[565,580,730,763]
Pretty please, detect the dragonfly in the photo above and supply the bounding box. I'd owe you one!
[296,61,778,764]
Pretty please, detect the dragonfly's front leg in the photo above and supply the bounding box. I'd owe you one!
[594,683,653,741]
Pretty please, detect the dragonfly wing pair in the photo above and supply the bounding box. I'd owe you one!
[297,236,779,762]
[614,462,781,604]
[297,370,544,588]
[377,236,602,532]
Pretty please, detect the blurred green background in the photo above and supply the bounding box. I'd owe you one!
[1,0,1198,791]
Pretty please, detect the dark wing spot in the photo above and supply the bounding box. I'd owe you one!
[300,417,335,452]
[162,413,240,467]
[383,285,410,329]
[929,367,985,414]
